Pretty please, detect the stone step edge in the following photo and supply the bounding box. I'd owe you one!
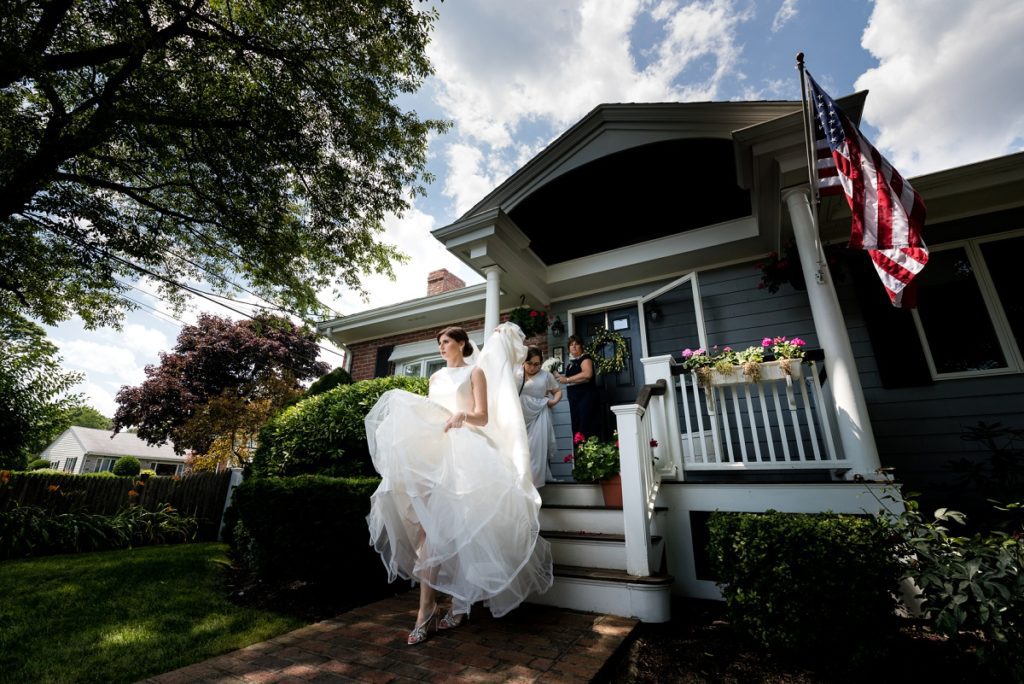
[541,531,663,544]
[552,564,674,586]
[540,503,669,512]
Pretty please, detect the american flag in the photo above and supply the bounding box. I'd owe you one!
[806,71,928,308]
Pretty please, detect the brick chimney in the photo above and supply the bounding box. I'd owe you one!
[427,268,466,296]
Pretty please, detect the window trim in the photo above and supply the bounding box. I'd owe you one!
[912,229,1024,380]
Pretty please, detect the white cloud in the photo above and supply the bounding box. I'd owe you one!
[322,205,482,315]
[81,381,119,419]
[771,0,798,33]
[56,339,145,385]
[855,0,1024,175]
[121,323,170,357]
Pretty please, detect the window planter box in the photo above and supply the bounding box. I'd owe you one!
[704,359,804,387]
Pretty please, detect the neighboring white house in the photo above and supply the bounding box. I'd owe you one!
[40,426,186,476]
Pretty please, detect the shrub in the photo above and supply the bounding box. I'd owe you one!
[885,497,1024,678]
[251,375,428,478]
[306,367,354,397]
[140,469,157,478]
[228,475,386,587]
[0,503,197,559]
[708,510,901,665]
[112,456,141,476]
[25,459,52,470]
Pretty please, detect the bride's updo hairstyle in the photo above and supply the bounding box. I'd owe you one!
[437,326,473,357]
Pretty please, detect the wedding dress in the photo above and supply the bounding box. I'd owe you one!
[364,323,553,617]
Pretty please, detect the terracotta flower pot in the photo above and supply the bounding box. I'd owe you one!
[600,473,623,507]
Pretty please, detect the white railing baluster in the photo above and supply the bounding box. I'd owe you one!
[758,383,777,462]
[771,383,792,461]
[800,377,823,462]
[743,384,763,463]
[809,361,840,462]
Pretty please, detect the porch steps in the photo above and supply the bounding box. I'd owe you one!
[530,483,673,623]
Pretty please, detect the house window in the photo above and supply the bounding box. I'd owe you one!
[63,457,78,473]
[398,357,447,378]
[96,458,116,472]
[913,232,1024,378]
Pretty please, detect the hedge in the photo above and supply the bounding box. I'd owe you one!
[251,375,428,478]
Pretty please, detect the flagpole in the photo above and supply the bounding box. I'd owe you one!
[796,54,820,209]
[795,52,825,282]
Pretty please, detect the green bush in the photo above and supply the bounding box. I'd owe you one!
[25,459,52,470]
[708,510,901,665]
[306,367,354,397]
[112,456,141,476]
[251,375,428,478]
[0,503,197,559]
[887,498,1024,678]
[228,475,387,588]
[140,469,157,477]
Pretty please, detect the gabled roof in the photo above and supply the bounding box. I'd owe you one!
[63,426,183,460]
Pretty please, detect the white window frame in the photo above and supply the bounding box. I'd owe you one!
[389,331,485,378]
[63,457,78,473]
[912,229,1024,380]
[96,457,116,472]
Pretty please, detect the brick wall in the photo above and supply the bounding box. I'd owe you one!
[348,315,549,380]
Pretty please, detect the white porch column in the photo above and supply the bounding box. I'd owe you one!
[482,266,503,335]
[782,188,882,478]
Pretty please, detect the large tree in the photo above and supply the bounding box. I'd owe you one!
[114,312,329,465]
[1,0,444,328]
[0,315,84,469]
[63,404,113,430]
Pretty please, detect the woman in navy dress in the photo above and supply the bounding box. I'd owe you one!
[556,334,602,441]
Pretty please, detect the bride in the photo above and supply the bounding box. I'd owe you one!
[364,322,553,645]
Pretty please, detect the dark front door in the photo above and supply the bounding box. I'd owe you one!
[575,305,644,440]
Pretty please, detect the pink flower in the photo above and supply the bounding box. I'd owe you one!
[774,336,785,344]
[791,337,806,346]
[682,348,693,358]
[650,439,659,448]
[573,432,585,444]
[563,454,574,463]
[762,337,772,347]
[723,346,732,352]
[615,440,620,449]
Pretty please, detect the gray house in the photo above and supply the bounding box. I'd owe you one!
[319,97,1024,621]
[41,426,187,476]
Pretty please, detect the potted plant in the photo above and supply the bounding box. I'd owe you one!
[508,305,550,337]
[566,432,622,506]
[681,335,808,388]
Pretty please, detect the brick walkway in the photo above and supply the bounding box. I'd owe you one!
[140,592,638,683]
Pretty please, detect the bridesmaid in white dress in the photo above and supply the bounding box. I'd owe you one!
[364,324,553,645]
[516,346,561,488]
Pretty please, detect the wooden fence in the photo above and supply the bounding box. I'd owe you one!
[0,471,234,540]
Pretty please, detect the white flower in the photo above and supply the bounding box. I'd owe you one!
[541,357,561,373]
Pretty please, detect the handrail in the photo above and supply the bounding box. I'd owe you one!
[635,378,667,410]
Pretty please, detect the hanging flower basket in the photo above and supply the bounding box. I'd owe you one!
[507,306,549,337]
[707,359,805,386]
[586,327,629,375]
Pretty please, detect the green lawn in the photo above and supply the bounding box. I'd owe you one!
[0,543,306,684]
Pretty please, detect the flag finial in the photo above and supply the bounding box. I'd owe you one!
[796,52,804,67]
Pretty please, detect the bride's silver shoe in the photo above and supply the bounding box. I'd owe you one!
[407,603,438,645]
[438,608,467,631]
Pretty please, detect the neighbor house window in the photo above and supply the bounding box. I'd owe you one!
[63,458,78,473]
[96,458,116,472]
[913,231,1024,379]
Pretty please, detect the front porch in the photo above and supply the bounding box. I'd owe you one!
[532,352,900,622]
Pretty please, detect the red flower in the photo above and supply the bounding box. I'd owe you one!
[650,439,659,448]
[529,310,538,317]
[573,432,585,444]
[615,440,620,449]
[563,454,574,463]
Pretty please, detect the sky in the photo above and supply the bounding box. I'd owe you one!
[47,0,1024,419]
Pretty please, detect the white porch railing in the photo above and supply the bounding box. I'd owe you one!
[612,380,666,577]
[640,354,845,476]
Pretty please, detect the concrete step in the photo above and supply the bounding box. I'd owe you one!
[541,530,664,572]
[529,564,673,623]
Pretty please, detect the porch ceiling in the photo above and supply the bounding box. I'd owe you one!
[508,138,752,265]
